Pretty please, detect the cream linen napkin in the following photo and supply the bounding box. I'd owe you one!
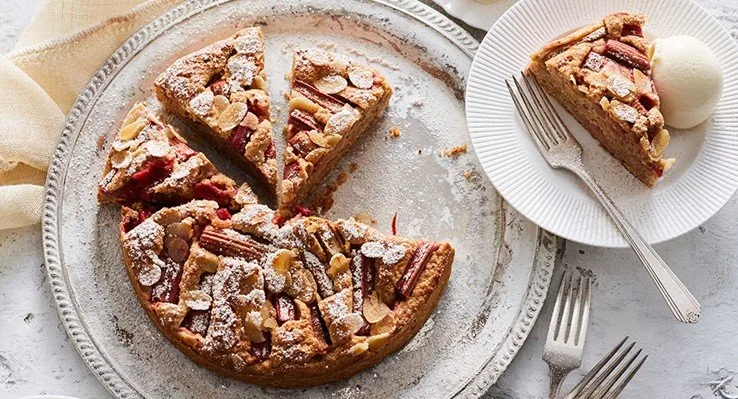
[0,0,182,230]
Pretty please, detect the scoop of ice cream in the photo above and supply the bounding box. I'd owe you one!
[649,35,723,129]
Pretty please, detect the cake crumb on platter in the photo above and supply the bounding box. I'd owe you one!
[442,143,467,158]
[386,127,401,139]
[464,170,473,180]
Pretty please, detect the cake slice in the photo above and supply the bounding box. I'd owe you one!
[119,199,453,387]
[98,103,256,212]
[527,13,674,187]
[154,27,278,193]
[282,48,393,211]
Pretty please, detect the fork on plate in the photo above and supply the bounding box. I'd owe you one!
[505,73,701,324]
[543,271,593,399]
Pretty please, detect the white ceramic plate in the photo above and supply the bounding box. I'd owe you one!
[430,0,516,31]
[466,0,738,247]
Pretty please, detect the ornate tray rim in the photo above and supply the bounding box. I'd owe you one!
[40,0,556,397]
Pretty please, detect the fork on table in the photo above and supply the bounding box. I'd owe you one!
[505,73,701,324]
[543,271,593,398]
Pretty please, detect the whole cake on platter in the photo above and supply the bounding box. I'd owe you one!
[98,26,454,388]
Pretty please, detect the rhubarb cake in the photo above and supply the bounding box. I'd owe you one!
[527,13,675,187]
[98,103,248,210]
[119,199,454,387]
[282,48,393,210]
[154,27,278,193]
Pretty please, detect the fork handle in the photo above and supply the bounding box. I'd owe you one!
[575,168,701,323]
[548,367,570,399]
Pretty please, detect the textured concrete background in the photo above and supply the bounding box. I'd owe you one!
[2,1,738,398]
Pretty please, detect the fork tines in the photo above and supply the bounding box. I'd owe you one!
[505,73,574,151]
[565,337,648,399]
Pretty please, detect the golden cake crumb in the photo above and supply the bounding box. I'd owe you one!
[464,170,473,180]
[386,127,401,139]
[442,143,468,158]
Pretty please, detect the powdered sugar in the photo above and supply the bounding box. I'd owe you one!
[383,244,407,265]
[324,104,359,135]
[189,89,214,117]
[360,241,385,258]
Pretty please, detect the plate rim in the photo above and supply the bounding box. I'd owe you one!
[40,0,555,397]
[466,0,738,248]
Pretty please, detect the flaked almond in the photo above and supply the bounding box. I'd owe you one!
[166,221,193,240]
[348,341,369,355]
[110,151,132,169]
[328,312,365,344]
[272,249,296,275]
[363,292,391,324]
[366,332,391,350]
[308,131,332,148]
[213,95,230,112]
[240,112,259,130]
[650,129,669,158]
[252,75,267,91]
[370,312,396,335]
[289,96,319,114]
[138,257,163,287]
[112,138,140,152]
[119,120,148,141]
[192,249,220,273]
[314,75,348,95]
[145,140,170,157]
[263,317,278,329]
[324,105,358,136]
[243,314,266,343]
[183,289,212,310]
[327,253,350,279]
[217,102,248,131]
[348,66,374,89]
[166,236,190,263]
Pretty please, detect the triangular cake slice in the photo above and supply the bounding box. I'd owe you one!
[119,199,453,387]
[98,103,256,214]
[154,27,278,193]
[527,13,674,187]
[282,48,393,210]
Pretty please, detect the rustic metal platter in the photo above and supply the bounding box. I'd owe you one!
[41,0,555,397]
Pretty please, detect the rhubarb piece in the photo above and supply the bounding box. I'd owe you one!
[395,242,439,300]
[350,253,374,313]
[293,80,346,113]
[527,13,674,187]
[248,332,272,363]
[604,39,650,71]
[309,303,332,347]
[199,226,267,260]
[273,294,296,326]
[155,27,278,193]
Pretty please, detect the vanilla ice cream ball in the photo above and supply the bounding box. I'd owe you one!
[649,35,723,129]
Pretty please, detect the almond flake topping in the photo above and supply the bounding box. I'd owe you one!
[189,89,214,117]
[314,75,348,95]
[348,66,374,89]
[324,105,359,136]
[144,140,170,157]
[217,102,248,132]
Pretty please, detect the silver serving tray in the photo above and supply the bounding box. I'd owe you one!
[41,0,555,397]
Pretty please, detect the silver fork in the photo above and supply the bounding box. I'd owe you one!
[506,73,701,324]
[543,270,593,399]
[564,337,647,399]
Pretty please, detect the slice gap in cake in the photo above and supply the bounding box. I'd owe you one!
[526,12,674,187]
[98,102,257,216]
[281,48,393,212]
[154,27,278,195]
[119,199,453,387]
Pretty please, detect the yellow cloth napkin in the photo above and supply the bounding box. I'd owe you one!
[0,0,181,230]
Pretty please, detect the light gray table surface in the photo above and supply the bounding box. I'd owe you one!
[2,1,738,398]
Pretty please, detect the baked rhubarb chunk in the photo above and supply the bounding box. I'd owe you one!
[154,27,278,193]
[527,13,675,187]
[282,48,393,210]
[119,199,453,388]
[98,103,245,209]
